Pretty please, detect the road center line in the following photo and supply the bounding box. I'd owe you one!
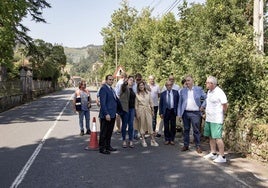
[10,95,72,188]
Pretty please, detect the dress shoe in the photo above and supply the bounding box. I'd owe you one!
[196,146,202,154]
[170,141,175,145]
[164,141,170,145]
[85,130,91,135]
[181,146,189,151]
[156,133,161,138]
[129,141,134,148]
[99,150,110,155]
[122,141,127,148]
[80,130,84,136]
[108,147,117,152]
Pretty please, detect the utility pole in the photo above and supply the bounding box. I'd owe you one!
[115,34,118,82]
[253,0,264,53]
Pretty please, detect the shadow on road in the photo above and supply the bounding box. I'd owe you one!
[1,132,267,188]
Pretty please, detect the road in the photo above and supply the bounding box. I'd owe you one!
[0,88,267,188]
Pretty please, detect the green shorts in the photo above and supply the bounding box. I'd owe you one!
[204,122,223,139]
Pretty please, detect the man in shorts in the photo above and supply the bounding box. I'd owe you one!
[203,76,228,163]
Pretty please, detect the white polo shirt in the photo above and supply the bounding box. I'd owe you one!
[206,86,227,124]
[149,84,160,107]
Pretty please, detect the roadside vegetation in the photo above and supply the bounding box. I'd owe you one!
[99,0,268,161]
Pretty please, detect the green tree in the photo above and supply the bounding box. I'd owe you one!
[119,8,155,75]
[100,0,137,77]
[146,13,181,84]
[28,39,66,86]
[177,0,268,157]
[0,0,50,68]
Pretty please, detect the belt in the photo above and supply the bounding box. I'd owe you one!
[185,110,199,112]
[167,108,174,110]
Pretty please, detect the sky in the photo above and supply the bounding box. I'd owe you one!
[23,0,205,48]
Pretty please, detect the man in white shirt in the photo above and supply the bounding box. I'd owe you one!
[148,75,161,133]
[203,76,228,163]
[114,72,127,134]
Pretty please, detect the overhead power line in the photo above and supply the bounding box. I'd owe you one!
[150,0,162,12]
[149,0,156,7]
[162,0,182,15]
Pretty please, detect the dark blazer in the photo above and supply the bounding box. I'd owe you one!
[99,84,118,119]
[159,89,179,116]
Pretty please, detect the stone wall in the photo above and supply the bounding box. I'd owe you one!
[224,123,268,162]
[0,79,54,112]
[0,81,24,112]
[0,68,55,112]
[0,94,23,112]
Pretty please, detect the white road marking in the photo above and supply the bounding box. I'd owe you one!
[10,96,72,188]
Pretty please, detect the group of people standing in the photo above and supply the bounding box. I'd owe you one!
[73,73,228,163]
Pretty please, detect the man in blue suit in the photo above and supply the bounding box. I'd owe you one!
[177,75,206,153]
[159,80,179,145]
[99,74,118,154]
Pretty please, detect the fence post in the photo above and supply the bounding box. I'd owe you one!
[20,67,33,100]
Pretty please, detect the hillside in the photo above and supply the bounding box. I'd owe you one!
[64,45,103,77]
[64,44,102,64]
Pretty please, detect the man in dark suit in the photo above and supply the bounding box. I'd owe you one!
[99,74,118,154]
[159,80,179,145]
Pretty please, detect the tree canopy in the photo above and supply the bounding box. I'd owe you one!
[0,0,50,68]
[27,39,66,84]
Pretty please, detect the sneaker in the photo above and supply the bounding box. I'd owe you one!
[213,155,227,163]
[203,153,217,160]
[150,140,159,147]
[156,133,161,138]
[145,134,150,138]
[80,130,84,136]
[141,140,147,147]
[86,130,91,135]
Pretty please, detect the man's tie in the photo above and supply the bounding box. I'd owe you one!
[168,91,171,109]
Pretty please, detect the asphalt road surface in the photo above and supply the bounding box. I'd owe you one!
[0,88,266,188]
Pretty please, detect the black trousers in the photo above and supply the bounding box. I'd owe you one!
[99,117,115,151]
[152,106,158,132]
[163,109,176,141]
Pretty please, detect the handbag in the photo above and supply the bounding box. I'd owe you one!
[75,96,82,111]
[87,96,91,109]
[116,97,123,116]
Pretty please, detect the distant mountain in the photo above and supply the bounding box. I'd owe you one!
[64,44,102,64]
[64,45,103,76]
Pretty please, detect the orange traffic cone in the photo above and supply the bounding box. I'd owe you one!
[85,117,99,151]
